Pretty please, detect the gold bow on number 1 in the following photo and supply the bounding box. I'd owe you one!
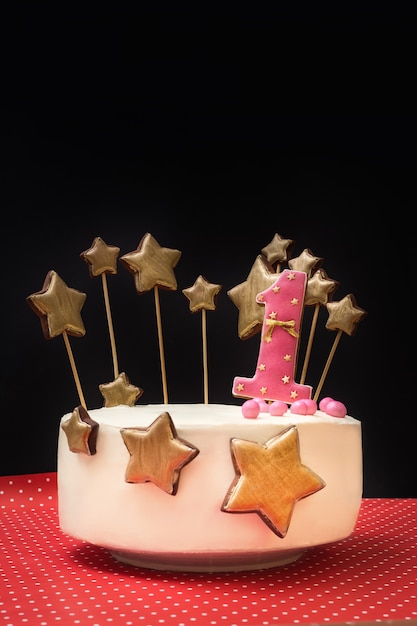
[263,318,299,342]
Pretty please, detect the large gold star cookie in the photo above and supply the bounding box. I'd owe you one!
[221,425,325,538]
[227,255,279,339]
[80,236,120,277]
[326,293,367,335]
[121,412,199,494]
[182,275,222,312]
[120,233,182,293]
[61,405,99,455]
[99,372,143,407]
[27,270,87,339]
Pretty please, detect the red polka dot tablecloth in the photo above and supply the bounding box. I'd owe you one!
[1,473,416,626]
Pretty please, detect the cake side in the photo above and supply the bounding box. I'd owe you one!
[57,404,362,555]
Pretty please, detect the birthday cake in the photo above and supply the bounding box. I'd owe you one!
[27,232,366,572]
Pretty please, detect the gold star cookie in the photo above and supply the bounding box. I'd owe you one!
[27,270,87,339]
[120,233,182,293]
[182,275,222,312]
[326,293,367,335]
[121,412,199,494]
[261,233,294,268]
[99,372,143,407]
[227,255,280,339]
[80,236,120,277]
[289,248,323,278]
[305,268,339,306]
[221,425,325,538]
[61,405,99,455]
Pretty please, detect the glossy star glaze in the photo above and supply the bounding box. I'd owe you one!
[61,405,99,455]
[182,275,222,312]
[221,425,325,538]
[305,269,340,306]
[27,270,87,339]
[121,412,199,494]
[120,233,182,293]
[261,233,294,268]
[99,372,143,407]
[326,294,367,336]
[288,248,323,278]
[80,236,120,277]
[227,255,280,339]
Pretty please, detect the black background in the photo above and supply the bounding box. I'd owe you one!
[1,8,416,496]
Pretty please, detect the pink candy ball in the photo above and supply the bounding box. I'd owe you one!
[290,400,309,415]
[319,396,333,412]
[325,400,347,418]
[304,399,318,415]
[254,398,270,413]
[242,399,260,419]
[269,400,288,416]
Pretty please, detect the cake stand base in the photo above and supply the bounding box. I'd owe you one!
[109,548,304,572]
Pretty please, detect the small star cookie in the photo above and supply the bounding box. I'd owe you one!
[305,268,339,306]
[222,425,325,537]
[326,294,367,335]
[121,412,199,495]
[288,248,323,278]
[120,233,182,293]
[61,405,99,455]
[261,233,294,268]
[80,236,120,277]
[27,270,87,339]
[99,372,143,407]
[182,275,222,312]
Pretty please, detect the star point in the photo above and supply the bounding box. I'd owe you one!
[227,255,279,339]
[121,412,199,495]
[222,426,325,537]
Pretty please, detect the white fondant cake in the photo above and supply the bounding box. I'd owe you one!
[57,403,362,572]
[27,232,367,572]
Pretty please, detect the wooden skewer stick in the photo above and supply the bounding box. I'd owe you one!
[154,286,168,404]
[300,303,320,384]
[62,330,87,409]
[201,308,209,404]
[313,329,342,403]
[101,273,119,379]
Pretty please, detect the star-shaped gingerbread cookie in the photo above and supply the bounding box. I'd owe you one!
[221,425,325,538]
[61,405,99,455]
[182,275,222,312]
[326,293,367,335]
[120,233,182,293]
[80,236,120,277]
[27,270,87,339]
[305,268,340,306]
[121,412,199,494]
[99,372,143,407]
[261,233,294,269]
[227,255,280,339]
[289,248,323,278]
